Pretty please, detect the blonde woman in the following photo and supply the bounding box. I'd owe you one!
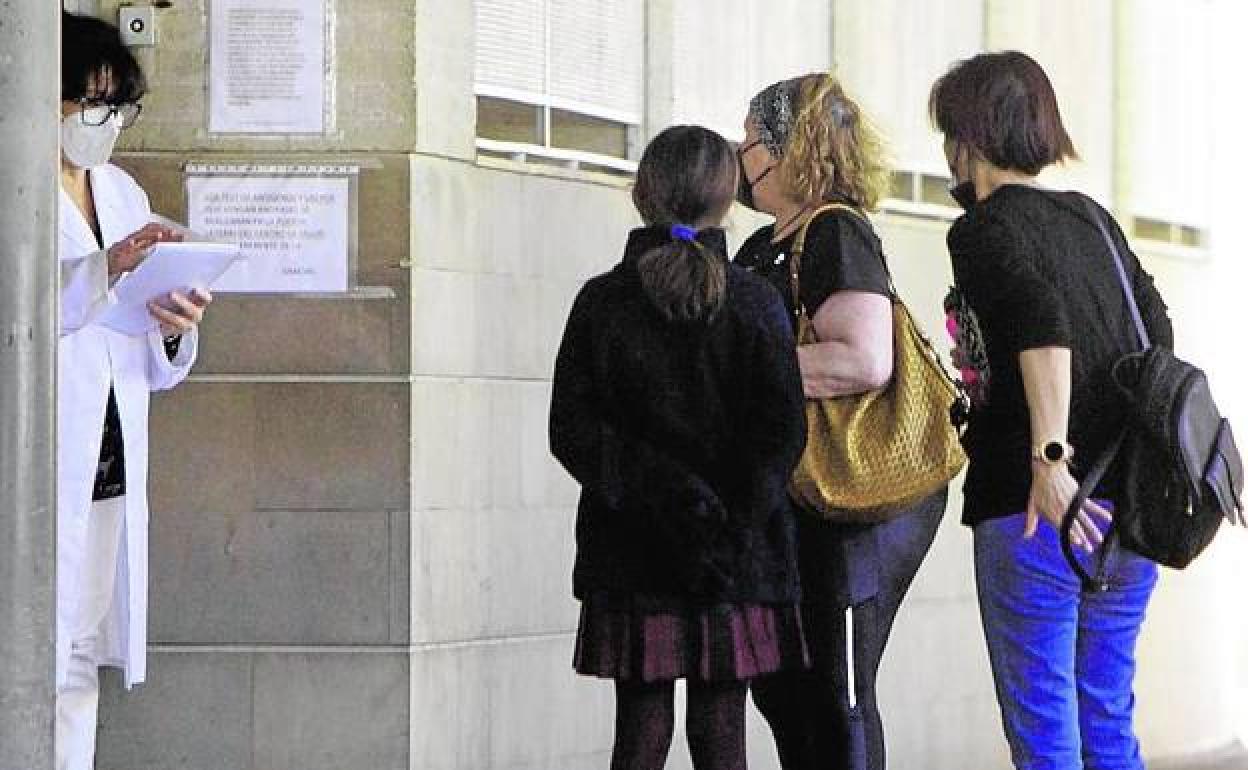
[734,74,947,770]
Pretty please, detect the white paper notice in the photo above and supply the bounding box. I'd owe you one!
[97,242,243,336]
[187,175,350,293]
[209,0,326,134]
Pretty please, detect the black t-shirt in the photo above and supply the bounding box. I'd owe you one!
[946,185,1173,526]
[734,209,891,330]
[93,388,126,500]
[91,334,182,501]
[734,207,894,604]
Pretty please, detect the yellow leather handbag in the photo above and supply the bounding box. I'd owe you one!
[788,204,966,522]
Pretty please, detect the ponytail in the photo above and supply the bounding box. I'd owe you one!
[630,125,737,322]
[636,231,727,324]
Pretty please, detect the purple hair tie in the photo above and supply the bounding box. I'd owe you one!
[670,224,697,242]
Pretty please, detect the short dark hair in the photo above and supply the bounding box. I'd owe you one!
[929,51,1076,175]
[62,11,146,104]
[631,125,737,323]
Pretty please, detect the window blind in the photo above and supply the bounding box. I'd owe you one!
[835,0,983,177]
[986,0,1115,202]
[671,0,832,142]
[549,0,644,122]
[1121,0,1213,228]
[475,0,547,101]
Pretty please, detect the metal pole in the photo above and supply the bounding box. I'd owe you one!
[0,2,61,768]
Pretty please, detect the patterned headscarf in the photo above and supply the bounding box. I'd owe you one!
[747,77,802,157]
[748,75,852,158]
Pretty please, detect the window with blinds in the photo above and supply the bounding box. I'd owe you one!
[834,0,983,215]
[474,0,644,169]
[669,0,832,143]
[986,0,1117,205]
[1120,0,1214,250]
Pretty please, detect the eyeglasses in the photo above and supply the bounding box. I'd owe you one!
[75,100,142,130]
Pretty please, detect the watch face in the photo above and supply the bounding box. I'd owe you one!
[1043,442,1065,463]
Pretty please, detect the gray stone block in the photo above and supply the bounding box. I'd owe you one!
[409,636,613,770]
[254,383,409,511]
[252,650,409,770]
[151,382,411,516]
[149,510,398,645]
[390,510,412,645]
[411,380,574,512]
[192,296,407,376]
[408,157,636,279]
[409,505,578,644]
[149,383,258,515]
[96,651,251,770]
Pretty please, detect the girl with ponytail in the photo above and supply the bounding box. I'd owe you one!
[550,125,810,770]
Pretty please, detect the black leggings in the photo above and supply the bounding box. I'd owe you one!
[751,489,946,770]
[610,679,749,770]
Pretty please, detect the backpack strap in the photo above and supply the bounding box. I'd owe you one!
[1060,429,1125,592]
[1058,200,1155,590]
[1082,198,1151,351]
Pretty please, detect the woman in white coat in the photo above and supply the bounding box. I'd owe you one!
[57,12,212,770]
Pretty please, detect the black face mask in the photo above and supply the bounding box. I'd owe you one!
[736,139,773,211]
[947,141,978,211]
[949,180,978,211]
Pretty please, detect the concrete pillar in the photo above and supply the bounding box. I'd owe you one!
[0,2,62,769]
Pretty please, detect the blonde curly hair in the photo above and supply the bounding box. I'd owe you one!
[768,74,891,211]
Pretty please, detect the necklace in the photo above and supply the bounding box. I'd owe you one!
[770,205,810,244]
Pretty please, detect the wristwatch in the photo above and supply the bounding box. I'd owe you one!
[1032,440,1074,465]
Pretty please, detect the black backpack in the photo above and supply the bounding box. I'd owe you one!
[1061,201,1245,590]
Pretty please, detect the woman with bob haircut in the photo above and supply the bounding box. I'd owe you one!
[735,73,948,770]
[930,51,1172,769]
[57,11,211,770]
[550,124,809,770]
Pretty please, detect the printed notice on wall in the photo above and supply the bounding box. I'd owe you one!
[187,175,349,292]
[209,0,326,133]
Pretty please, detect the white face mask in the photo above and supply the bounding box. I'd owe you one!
[61,106,121,169]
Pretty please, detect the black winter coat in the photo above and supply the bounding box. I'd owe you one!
[549,226,807,605]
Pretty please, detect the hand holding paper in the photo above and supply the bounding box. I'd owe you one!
[149,288,213,338]
[97,241,242,336]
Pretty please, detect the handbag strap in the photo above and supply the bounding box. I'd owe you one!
[788,203,968,411]
[1082,198,1150,351]
[788,202,893,324]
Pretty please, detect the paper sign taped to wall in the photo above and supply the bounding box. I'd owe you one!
[187,174,350,293]
[209,0,327,134]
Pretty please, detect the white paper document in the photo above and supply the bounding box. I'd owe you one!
[209,0,327,134]
[97,242,243,336]
[187,174,350,293]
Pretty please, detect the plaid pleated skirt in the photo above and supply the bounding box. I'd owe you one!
[573,592,809,683]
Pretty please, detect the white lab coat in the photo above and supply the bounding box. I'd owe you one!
[57,164,198,690]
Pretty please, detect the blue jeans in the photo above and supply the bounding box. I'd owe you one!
[974,512,1158,770]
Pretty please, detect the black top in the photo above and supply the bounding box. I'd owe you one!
[946,185,1173,526]
[92,389,127,500]
[734,209,892,329]
[735,208,900,605]
[92,334,181,501]
[549,226,807,605]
